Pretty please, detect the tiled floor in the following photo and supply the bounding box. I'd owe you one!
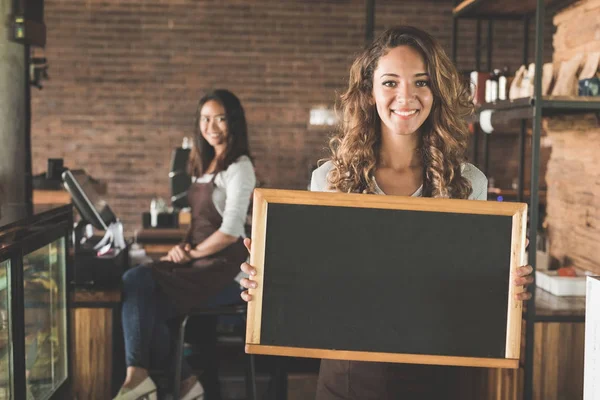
[219,370,318,400]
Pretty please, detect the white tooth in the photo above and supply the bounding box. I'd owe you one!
[394,110,417,117]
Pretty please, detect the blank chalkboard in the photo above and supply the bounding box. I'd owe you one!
[245,189,527,369]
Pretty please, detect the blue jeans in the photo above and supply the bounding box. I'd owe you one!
[121,266,242,380]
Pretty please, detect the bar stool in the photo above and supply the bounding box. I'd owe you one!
[171,303,257,400]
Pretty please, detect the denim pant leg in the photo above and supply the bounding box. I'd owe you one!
[121,266,192,379]
[122,266,157,369]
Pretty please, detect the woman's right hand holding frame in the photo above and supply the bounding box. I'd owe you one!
[240,238,258,301]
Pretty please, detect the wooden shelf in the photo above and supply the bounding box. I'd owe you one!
[72,288,121,304]
[534,287,585,319]
[136,228,187,244]
[469,96,600,125]
[488,188,547,205]
[33,180,107,205]
[488,188,547,196]
[540,96,600,112]
[33,190,70,205]
[453,0,574,19]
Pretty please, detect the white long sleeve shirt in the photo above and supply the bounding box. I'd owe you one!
[193,155,256,238]
[310,161,488,200]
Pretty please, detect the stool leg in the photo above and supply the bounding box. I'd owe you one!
[201,316,220,400]
[173,315,189,400]
[274,357,287,400]
[245,354,257,400]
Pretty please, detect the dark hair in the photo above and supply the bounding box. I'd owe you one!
[328,26,473,199]
[188,89,252,176]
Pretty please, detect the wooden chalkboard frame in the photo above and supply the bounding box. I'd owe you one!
[245,188,527,369]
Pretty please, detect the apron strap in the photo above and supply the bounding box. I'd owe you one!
[210,171,219,184]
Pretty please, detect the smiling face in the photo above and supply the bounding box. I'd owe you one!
[372,45,433,138]
[199,100,229,154]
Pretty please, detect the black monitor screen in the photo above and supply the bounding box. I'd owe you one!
[62,169,117,230]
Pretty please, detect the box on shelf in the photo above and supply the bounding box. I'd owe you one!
[536,267,591,297]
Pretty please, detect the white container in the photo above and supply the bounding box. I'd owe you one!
[150,198,158,227]
[536,268,589,297]
[498,76,508,100]
[584,277,600,399]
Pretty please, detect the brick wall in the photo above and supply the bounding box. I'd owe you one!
[31,0,553,234]
[482,130,551,190]
[544,0,600,273]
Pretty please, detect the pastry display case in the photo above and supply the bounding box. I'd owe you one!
[0,205,71,399]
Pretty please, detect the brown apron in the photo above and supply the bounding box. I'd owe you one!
[316,182,460,399]
[316,360,458,400]
[151,177,248,315]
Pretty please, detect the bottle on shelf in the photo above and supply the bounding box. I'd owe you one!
[511,177,519,190]
[150,198,159,228]
[498,67,510,101]
[485,70,500,103]
[470,70,491,105]
[491,69,501,102]
[485,73,492,103]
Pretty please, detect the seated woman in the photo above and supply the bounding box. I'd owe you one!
[114,89,256,400]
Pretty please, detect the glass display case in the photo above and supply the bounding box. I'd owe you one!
[0,259,13,400]
[0,205,71,400]
[23,238,68,399]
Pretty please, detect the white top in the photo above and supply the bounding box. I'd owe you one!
[310,161,488,200]
[193,155,256,237]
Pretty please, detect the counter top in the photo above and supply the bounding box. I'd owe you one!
[0,204,72,245]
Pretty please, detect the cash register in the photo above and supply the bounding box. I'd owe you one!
[62,169,129,288]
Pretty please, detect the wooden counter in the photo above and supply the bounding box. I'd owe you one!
[137,227,188,256]
[71,288,123,400]
[33,189,71,205]
[33,180,107,206]
[68,227,186,397]
[455,288,585,400]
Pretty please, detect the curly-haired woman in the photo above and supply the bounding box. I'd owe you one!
[240,26,534,399]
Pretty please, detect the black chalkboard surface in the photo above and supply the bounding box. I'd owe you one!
[245,189,527,368]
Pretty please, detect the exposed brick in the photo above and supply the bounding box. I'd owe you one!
[31,0,551,234]
[543,0,600,274]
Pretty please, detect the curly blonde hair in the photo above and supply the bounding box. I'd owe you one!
[327,26,474,199]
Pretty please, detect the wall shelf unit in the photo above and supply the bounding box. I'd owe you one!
[470,96,600,124]
[452,0,599,399]
[453,0,576,19]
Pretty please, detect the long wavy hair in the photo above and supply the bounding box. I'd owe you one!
[327,26,474,198]
[188,89,252,177]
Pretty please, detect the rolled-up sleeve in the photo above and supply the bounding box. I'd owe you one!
[463,163,488,201]
[310,161,333,192]
[219,159,256,237]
